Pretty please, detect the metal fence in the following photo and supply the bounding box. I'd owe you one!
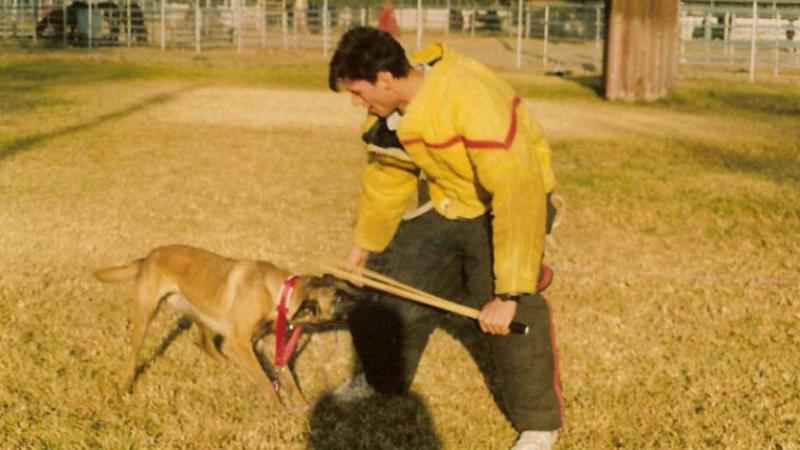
[1,0,799,77]
[679,0,800,78]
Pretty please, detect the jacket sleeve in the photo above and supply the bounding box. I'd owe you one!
[526,112,557,194]
[455,91,547,295]
[354,153,418,252]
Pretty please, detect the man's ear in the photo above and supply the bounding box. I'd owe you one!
[376,71,394,89]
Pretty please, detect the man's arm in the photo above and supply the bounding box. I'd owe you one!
[458,95,547,296]
[456,92,547,334]
[353,153,419,253]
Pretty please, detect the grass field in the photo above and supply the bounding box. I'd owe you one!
[1,45,799,449]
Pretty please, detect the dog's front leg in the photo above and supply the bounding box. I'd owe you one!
[275,367,307,408]
[226,334,283,408]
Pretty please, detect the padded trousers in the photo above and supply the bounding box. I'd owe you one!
[348,210,563,431]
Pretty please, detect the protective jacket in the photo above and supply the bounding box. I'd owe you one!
[354,44,556,295]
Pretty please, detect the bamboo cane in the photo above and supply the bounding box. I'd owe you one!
[324,263,529,335]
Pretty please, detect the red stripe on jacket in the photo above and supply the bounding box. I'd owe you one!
[401,96,522,151]
[545,298,565,423]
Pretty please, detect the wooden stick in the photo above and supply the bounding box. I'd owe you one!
[323,264,529,335]
[340,263,434,302]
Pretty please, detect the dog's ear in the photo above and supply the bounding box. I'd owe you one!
[299,274,338,301]
[305,273,336,288]
[307,273,363,296]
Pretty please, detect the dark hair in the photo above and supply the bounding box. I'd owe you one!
[328,26,412,91]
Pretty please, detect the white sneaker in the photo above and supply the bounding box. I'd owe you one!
[511,431,558,450]
[331,373,376,402]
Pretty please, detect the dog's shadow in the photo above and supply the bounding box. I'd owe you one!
[130,315,194,386]
[128,316,341,399]
[307,390,441,450]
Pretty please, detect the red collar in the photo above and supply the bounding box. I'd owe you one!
[274,274,303,369]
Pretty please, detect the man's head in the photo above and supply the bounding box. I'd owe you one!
[328,26,412,117]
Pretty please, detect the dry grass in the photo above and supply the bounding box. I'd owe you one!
[1,46,799,449]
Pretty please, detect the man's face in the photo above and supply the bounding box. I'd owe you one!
[343,74,399,118]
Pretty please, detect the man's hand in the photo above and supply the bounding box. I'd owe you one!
[345,246,370,268]
[343,246,371,287]
[478,298,518,336]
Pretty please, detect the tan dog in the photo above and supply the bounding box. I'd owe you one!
[94,244,349,408]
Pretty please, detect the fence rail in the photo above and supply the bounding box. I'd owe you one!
[1,0,799,79]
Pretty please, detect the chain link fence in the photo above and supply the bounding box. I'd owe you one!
[1,0,799,78]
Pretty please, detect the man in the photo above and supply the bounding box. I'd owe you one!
[328,27,562,449]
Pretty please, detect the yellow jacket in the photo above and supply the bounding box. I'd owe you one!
[355,44,556,294]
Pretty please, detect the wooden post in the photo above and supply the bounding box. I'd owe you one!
[62,0,67,44]
[194,0,200,53]
[445,0,450,35]
[281,0,287,50]
[603,0,679,102]
[127,0,132,47]
[749,0,757,82]
[724,11,731,60]
[595,4,602,69]
[160,0,165,50]
[88,0,93,48]
[260,0,265,49]
[470,6,475,38]
[416,0,422,49]
[322,0,328,58]
[774,6,779,77]
[237,0,242,53]
[515,0,522,68]
[542,4,549,66]
[32,0,36,44]
[525,10,530,39]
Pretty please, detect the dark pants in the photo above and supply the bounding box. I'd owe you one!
[348,211,563,432]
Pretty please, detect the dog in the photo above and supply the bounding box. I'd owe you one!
[93,244,353,408]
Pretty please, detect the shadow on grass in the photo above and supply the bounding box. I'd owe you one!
[0,84,198,161]
[711,90,800,117]
[303,306,501,450]
[669,87,800,118]
[130,315,193,388]
[304,316,504,449]
[563,74,604,97]
[683,138,800,187]
[0,59,158,115]
[307,391,441,450]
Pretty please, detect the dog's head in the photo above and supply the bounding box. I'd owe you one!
[290,274,361,323]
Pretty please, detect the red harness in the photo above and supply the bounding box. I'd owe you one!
[274,274,303,369]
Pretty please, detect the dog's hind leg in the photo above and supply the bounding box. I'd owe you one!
[120,276,164,394]
[195,324,225,362]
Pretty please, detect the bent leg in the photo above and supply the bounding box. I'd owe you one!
[490,294,563,431]
[456,215,563,432]
[349,212,462,394]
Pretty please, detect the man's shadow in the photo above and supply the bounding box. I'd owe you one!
[305,301,442,449]
[307,390,441,450]
[304,301,507,450]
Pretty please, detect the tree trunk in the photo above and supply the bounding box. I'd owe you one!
[603,0,679,101]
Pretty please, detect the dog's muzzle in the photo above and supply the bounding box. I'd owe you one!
[292,300,321,321]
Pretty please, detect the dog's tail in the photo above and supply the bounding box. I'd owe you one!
[93,259,143,283]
